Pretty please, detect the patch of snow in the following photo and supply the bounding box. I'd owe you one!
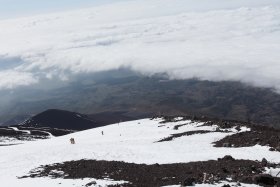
[265,167,280,177]
[9,126,31,134]
[4,177,127,187]
[34,130,54,138]
[163,181,261,187]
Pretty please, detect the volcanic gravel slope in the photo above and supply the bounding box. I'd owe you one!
[159,116,280,151]
[214,125,280,151]
[21,156,280,187]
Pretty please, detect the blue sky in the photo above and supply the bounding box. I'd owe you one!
[0,0,121,19]
[1,0,279,20]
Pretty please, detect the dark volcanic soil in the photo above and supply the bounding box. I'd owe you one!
[21,156,280,187]
[0,126,74,142]
[0,128,25,136]
[17,126,75,136]
[158,116,280,152]
[214,125,280,151]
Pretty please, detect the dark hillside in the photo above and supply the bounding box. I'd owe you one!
[21,109,98,130]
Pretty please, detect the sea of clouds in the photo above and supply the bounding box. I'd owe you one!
[0,0,280,91]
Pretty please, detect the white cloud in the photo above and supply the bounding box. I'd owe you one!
[0,0,280,90]
[0,70,38,89]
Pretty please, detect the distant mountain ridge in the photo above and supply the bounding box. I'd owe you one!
[1,70,280,129]
[19,109,152,130]
[20,109,98,130]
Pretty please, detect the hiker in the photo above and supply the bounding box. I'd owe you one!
[70,138,75,144]
[102,131,104,135]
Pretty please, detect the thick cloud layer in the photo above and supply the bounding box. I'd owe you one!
[0,0,280,90]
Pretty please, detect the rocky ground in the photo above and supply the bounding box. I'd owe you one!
[20,156,280,187]
[158,116,280,152]
[0,126,74,144]
[214,125,280,152]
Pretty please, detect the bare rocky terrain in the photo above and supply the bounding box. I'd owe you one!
[21,156,280,187]
[159,115,280,152]
[0,126,74,144]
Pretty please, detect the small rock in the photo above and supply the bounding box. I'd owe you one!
[86,181,97,186]
[253,138,260,142]
[222,184,231,187]
[252,174,276,185]
[222,155,235,161]
[235,126,241,131]
[223,143,232,147]
[222,167,229,173]
[261,158,268,166]
[251,165,257,172]
[181,177,196,186]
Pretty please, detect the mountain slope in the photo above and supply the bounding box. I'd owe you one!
[0,117,279,186]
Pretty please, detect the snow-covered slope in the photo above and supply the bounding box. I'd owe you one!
[0,118,279,186]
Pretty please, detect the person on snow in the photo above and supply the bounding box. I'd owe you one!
[70,138,75,144]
